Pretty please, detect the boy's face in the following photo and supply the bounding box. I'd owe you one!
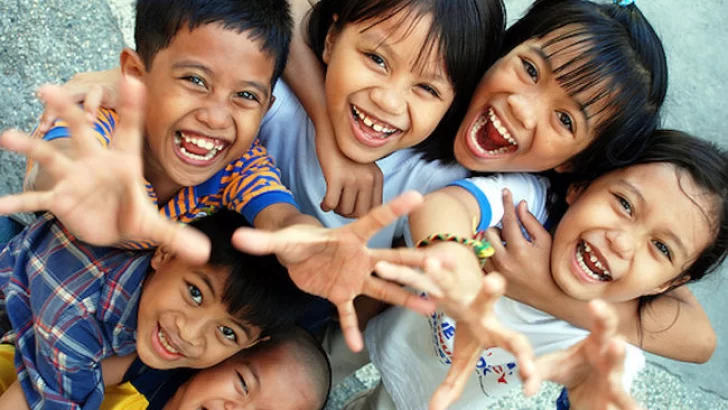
[453,27,601,173]
[124,23,275,189]
[550,163,715,302]
[136,249,262,370]
[171,342,317,410]
[322,12,455,164]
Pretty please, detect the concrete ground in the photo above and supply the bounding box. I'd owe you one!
[0,0,726,408]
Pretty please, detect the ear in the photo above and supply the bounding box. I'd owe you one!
[322,14,339,65]
[120,48,146,79]
[565,183,586,205]
[646,274,691,296]
[267,95,276,111]
[554,162,573,173]
[150,246,174,270]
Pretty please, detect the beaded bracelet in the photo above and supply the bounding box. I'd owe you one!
[416,233,494,267]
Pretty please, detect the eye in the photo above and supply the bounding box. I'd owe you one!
[417,83,440,98]
[557,112,574,133]
[219,326,238,342]
[183,75,206,88]
[614,194,633,216]
[521,58,538,82]
[365,53,387,69]
[652,240,673,261]
[187,283,203,305]
[236,370,249,395]
[237,91,260,102]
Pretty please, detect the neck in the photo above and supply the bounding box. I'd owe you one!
[143,144,182,205]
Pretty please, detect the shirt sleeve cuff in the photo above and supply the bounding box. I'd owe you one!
[448,179,492,232]
[241,191,300,224]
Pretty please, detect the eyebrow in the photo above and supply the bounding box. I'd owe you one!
[619,180,688,258]
[172,61,270,100]
[195,270,217,299]
[528,46,590,130]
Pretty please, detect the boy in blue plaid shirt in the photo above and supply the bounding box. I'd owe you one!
[0,209,307,410]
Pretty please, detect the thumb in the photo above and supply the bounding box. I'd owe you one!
[231,227,284,255]
[143,217,211,265]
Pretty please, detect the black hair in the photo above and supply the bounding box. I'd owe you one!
[503,0,668,178]
[307,0,506,163]
[187,210,311,338]
[627,130,728,300]
[134,0,293,86]
[239,326,332,410]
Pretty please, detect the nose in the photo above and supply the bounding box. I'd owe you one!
[606,229,635,260]
[176,314,206,353]
[506,94,536,130]
[196,95,233,130]
[370,86,406,116]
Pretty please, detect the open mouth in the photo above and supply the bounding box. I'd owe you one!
[576,240,612,282]
[173,131,229,164]
[466,107,518,158]
[349,104,403,147]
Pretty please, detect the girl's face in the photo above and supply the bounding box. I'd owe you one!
[453,29,601,173]
[550,163,716,303]
[323,11,455,164]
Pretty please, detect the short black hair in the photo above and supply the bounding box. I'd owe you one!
[504,0,668,178]
[241,326,332,410]
[188,210,311,338]
[308,0,506,164]
[134,0,293,86]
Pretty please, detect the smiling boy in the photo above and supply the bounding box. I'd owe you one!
[0,209,307,409]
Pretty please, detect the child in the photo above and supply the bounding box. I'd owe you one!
[0,326,331,410]
[374,129,728,409]
[0,209,308,409]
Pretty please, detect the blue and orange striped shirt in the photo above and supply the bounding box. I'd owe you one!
[26,108,298,249]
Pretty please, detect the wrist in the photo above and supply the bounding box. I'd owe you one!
[417,233,494,267]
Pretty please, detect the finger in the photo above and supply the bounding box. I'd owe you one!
[320,181,342,213]
[336,301,364,352]
[0,130,71,178]
[352,185,372,219]
[334,184,357,217]
[83,85,104,122]
[429,344,480,410]
[346,191,423,240]
[494,330,539,396]
[0,191,54,215]
[363,277,436,315]
[477,273,506,312]
[603,341,639,410]
[37,108,58,134]
[483,228,506,254]
[374,260,443,298]
[139,211,211,265]
[499,189,524,245]
[515,200,550,245]
[37,84,101,155]
[588,300,618,342]
[110,77,146,155]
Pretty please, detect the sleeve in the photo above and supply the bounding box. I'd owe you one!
[448,173,550,233]
[222,139,299,223]
[18,310,106,410]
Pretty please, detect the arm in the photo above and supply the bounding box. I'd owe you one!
[488,191,715,363]
[0,381,31,410]
[283,0,384,218]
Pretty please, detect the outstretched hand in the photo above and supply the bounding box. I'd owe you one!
[376,257,538,410]
[0,77,210,264]
[536,300,642,410]
[232,191,441,352]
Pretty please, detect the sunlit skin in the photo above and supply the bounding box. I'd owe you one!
[121,23,275,202]
[550,163,716,302]
[165,342,316,410]
[453,27,609,173]
[136,248,262,370]
[322,11,455,164]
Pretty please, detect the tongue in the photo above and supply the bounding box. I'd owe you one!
[181,139,211,156]
[476,120,510,151]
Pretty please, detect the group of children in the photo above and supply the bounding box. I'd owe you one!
[0,0,725,409]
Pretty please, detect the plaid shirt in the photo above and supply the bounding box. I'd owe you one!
[0,213,152,410]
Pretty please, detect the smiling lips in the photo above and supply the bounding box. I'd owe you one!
[467,107,519,158]
[350,104,403,147]
[154,323,184,360]
[174,131,229,164]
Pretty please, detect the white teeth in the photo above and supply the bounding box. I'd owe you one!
[577,242,611,281]
[158,328,179,354]
[352,105,398,135]
[487,108,517,146]
[175,132,225,162]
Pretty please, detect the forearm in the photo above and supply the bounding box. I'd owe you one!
[24,139,76,192]
[254,203,321,231]
[0,381,31,410]
[409,187,478,243]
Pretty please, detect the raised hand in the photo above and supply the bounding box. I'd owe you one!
[536,300,642,410]
[231,191,441,352]
[0,77,210,264]
[376,258,538,410]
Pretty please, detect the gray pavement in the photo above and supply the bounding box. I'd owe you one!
[0,0,726,409]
